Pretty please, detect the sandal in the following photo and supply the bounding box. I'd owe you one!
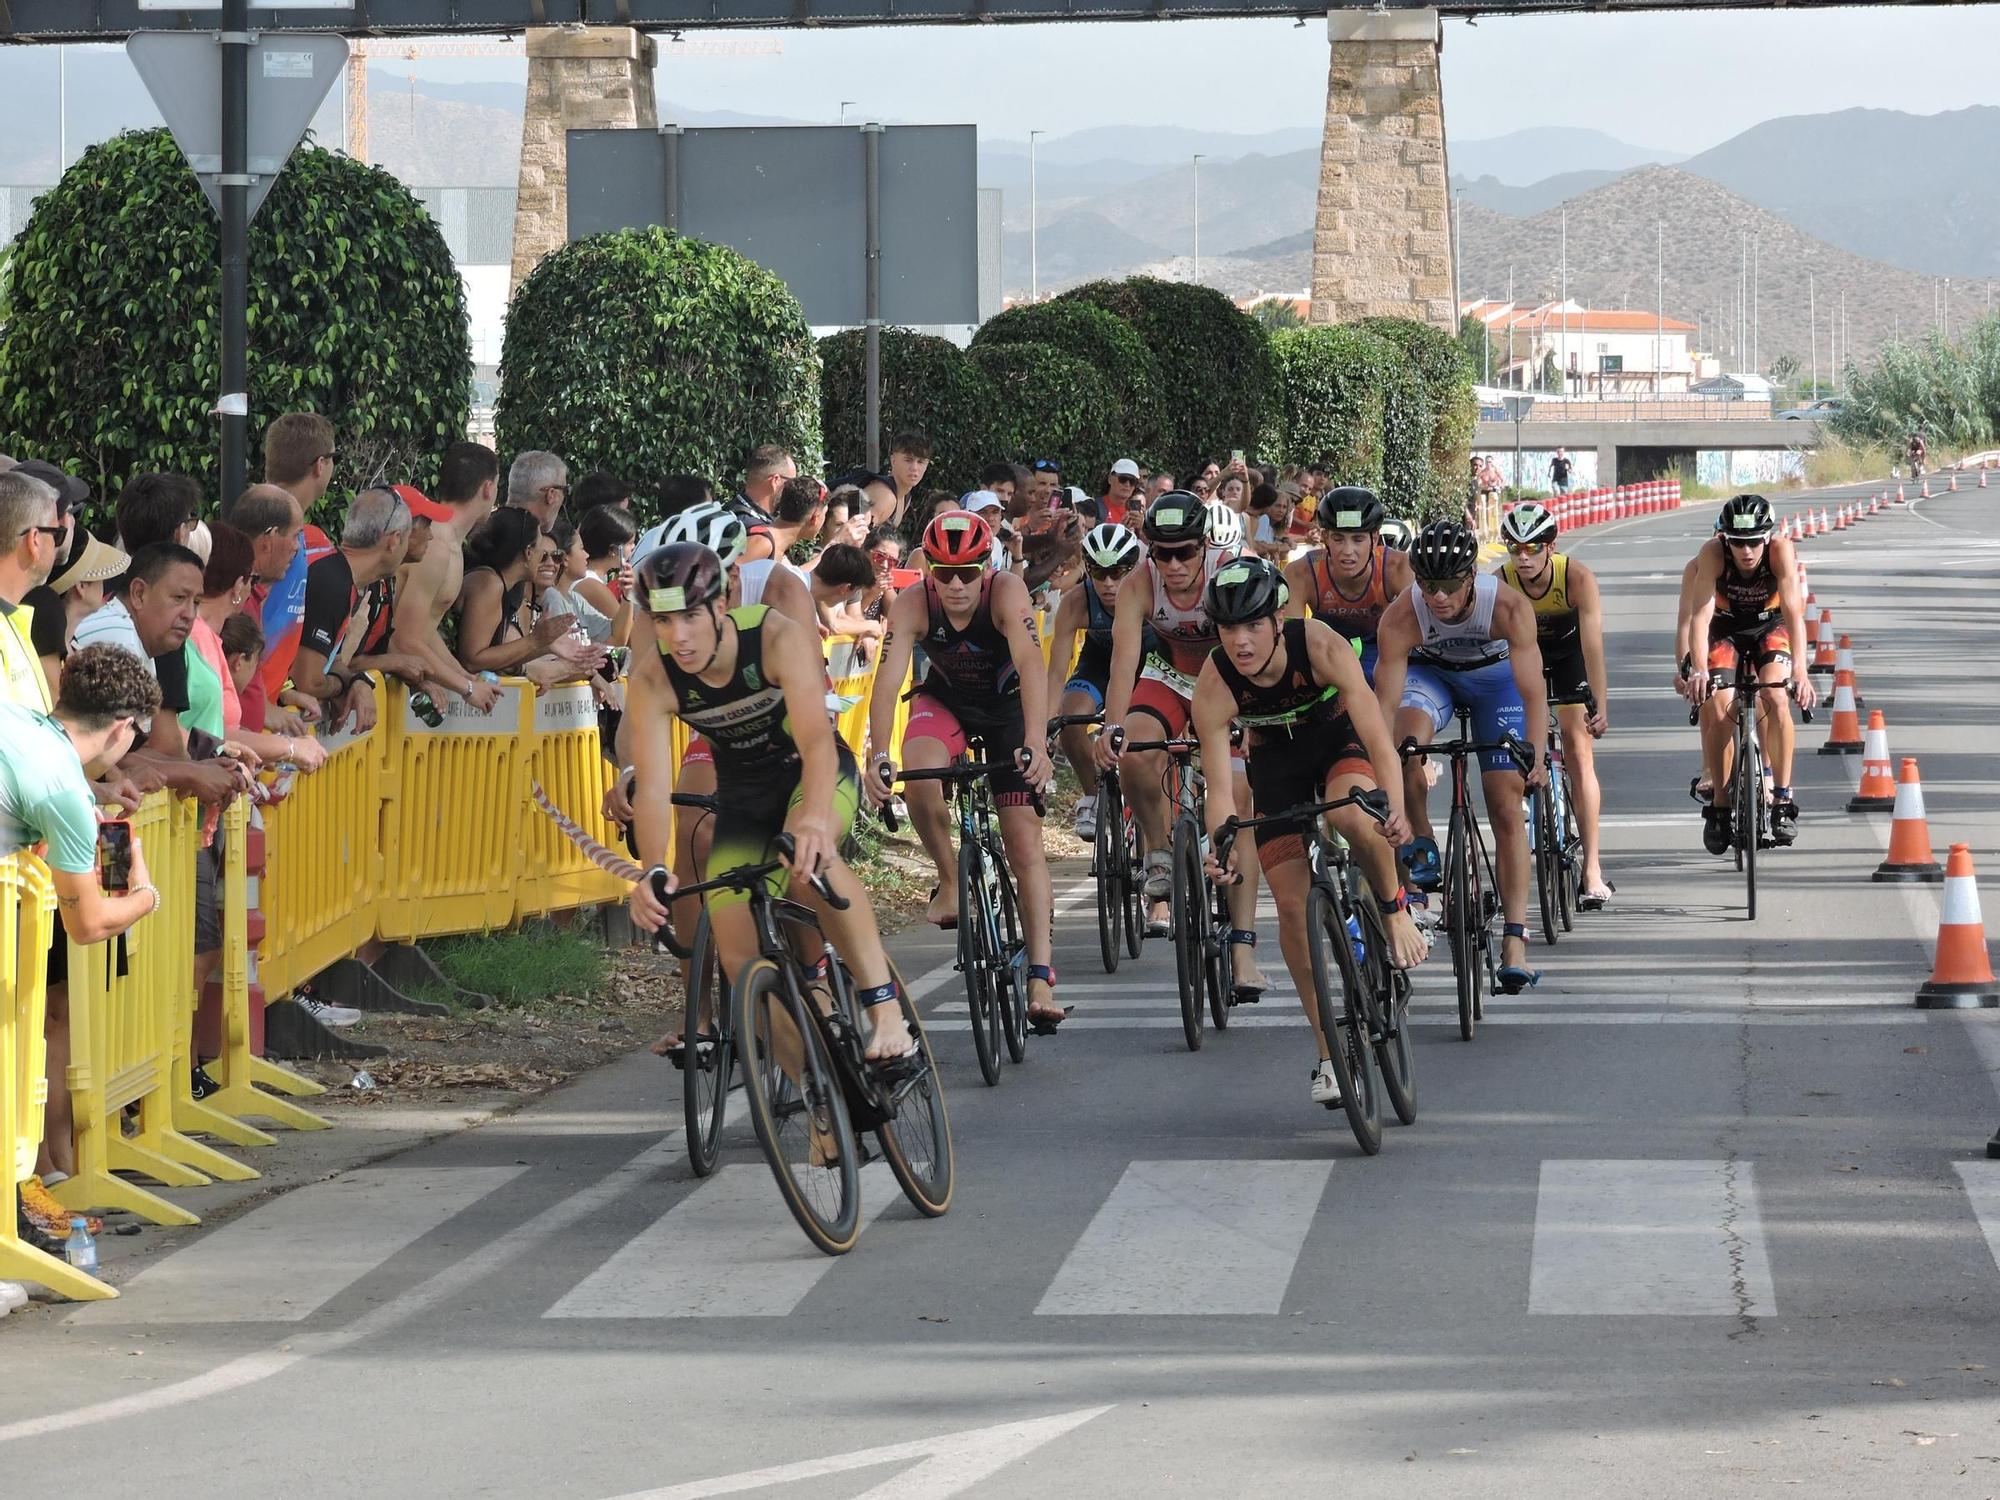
[1225,928,1265,1005]
[1576,882,1615,913]
[1496,922,1542,995]
[1025,964,1071,1035]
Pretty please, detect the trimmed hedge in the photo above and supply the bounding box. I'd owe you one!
[819,327,991,494]
[1055,276,1271,475]
[969,300,1168,472]
[0,127,469,518]
[1361,316,1478,520]
[967,341,1122,491]
[497,227,819,515]
[1268,325,1395,489]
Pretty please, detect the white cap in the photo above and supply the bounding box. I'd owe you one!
[960,489,1005,513]
[1111,458,1141,478]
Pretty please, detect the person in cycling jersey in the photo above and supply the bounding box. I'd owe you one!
[1375,520,1549,994]
[1096,491,1270,1002]
[1282,486,1414,683]
[1907,430,1927,479]
[1680,492,1815,852]
[1044,522,1148,842]
[1496,501,1614,909]
[1194,556,1427,1106]
[1205,499,1245,556]
[624,544,914,1064]
[865,509,1065,1031]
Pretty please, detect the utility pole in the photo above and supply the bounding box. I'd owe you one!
[1810,275,1817,399]
[1655,222,1663,397]
[1507,264,1515,389]
[1752,232,1760,375]
[1560,209,1568,399]
[1028,129,1043,302]
[219,0,251,506]
[1191,154,1204,283]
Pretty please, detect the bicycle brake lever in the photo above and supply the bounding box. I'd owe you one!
[646,868,695,960]
[1356,788,1391,823]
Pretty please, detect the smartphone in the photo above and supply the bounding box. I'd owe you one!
[1230,449,1246,466]
[97,819,134,893]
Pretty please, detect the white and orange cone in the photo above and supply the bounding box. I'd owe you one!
[1874,759,1945,883]
[1950,471,1960,492]
[1921,477,1932,499]
[1898,483,1908,504]
[1809,610,1837,675]
[1819,667,1863,754]
[1804,593,1820,632]
[1915,845,2000,1008]
[1847,711,1897,811]
[1834,635,1865,710]
[1982,467,1990,490]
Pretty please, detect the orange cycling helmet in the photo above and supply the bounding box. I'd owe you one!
[922,508,994,566]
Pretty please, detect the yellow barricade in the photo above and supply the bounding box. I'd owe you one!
[516,683,627,919]
[258,722,383,1001]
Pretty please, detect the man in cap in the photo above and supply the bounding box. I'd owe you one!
[1096,458,1143,528]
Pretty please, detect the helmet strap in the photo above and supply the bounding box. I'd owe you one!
[1254,616,1284,678]
[697,601,727,677]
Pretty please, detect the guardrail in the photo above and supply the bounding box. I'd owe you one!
[1540,479,1685,531]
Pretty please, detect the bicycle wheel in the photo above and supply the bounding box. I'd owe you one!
[1306,883,1382,1155]
[1737,709,1760,921]
[1170,816,1207,1052]
[682,910,732,1178]
[874,960,955,1218]
[1121,803,1145,958]
[958,837,1002,1086]
[1357,897,1418,1125]
[1531,780,1560,948]
[1556,771,1580,933]
[1095,774,1123,975]
[993,852,1028,1065]
[735,958,862,1256]
[1206,884,1232,1031]
[1445,818,1477,1042]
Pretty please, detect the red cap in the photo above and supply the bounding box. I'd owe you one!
[392,483,453,524]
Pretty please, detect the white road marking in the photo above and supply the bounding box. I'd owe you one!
[1528,1159,1776,1317]
[1951,1164,2000,1275]
[545,1162,895,1319]
[66,1166,527,1326]
[1034,1159,1332,1316]
[924,1011,1925,1029]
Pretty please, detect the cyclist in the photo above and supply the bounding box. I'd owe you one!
[1496,502,1614,910]
[1096,491,1270,1002]
[1205,498,1245,556]
[1374,520,1549,994]
[1379,516,1417,553]
[864,509,1065,1032]
[1680,492,1815,853]
[1907,429,1927,480]
[623,543,913,1065]
[1282,485,1413,682]
[1044,521,1147,842]
[1194,556,1426,1106]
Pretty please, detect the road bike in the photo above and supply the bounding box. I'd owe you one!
[1214,790,1414,1155]
[651,838,952,1255]
[1692,657,1813,921]
[1049,712,1143,974]
[663,792,731,1177]
[1528,685,1590,943]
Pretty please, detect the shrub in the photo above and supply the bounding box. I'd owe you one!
[1361,315,1478,521]
[0,128,469,522]
[819,327,990,493]
[1831,319,2000,450]
[497,227,820,518]
[970,300,1167,471]
[1268,325,1397,489]
[1055,276,1271,474]
[966,341,1122,489]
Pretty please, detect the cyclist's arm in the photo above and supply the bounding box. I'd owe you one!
[623,642,681,872]
[760,564,817,632]
[1771,536,1812,695]
[1370,596,1417,728]
[1308,621,1405,822]
[865,584,924,769]
[1280,555,1311,621]
[1571,559,1609,712]
[1100,565,1154,730]
[763,612,841,846]
[1671,554,1702,674]
[1192,665,1239,838]
[1683,546,1721,676]
[1496,591,1548,759]
[1041,586,1085,715]
[993,572,1052,768]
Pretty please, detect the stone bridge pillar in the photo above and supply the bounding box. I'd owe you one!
[510,27,659,295]
[1309,9,1455,330]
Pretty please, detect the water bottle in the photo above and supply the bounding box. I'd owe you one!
[1345,913,1367,968]
[65,1217,97,1274]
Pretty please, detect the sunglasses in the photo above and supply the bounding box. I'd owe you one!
[869,550,901,567]
[1725,535,1769,548]
[21,524,65,544]
[1416,574,1472,596]
[1506,542,1548,557]
[930,563,985,583]
[1087,561,1136,580]
[1031,460,1061,473]
[1150,543,1202,564]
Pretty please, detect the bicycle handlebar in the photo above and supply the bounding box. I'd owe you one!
[1686,675,1816,726]
[1210,790,1391,876]
[881,748,1047,816]
[1106,725,1198,758]
[1398,732,1534,775]
[1046,712,1104,734]
[644,831,848,959]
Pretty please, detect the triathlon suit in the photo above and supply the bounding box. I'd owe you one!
[1398,573,1528,773]
[658,604,859,908]
[1212,619,1372,872]
[681,556,823,774]
[1706,542,1790,675]
[1500,551,1590,705]
[1305,545,1392,679]
[1063,578,1155,715]
[903,574,1034,807]
[1128,546,1229,739]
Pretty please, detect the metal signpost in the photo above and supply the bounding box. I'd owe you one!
[1503,394,1535,490]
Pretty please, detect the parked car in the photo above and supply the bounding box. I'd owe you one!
[1777,398,1845,421]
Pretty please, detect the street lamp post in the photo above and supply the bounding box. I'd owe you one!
[1191,154,1204,283]
[1029,129,1043,302]
[839,100,856,124]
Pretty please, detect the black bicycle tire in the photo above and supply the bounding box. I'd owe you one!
[1469,824,1489,1023]
[874,960,955,1218]
[1121,800,1145,958]
[1532,780,1560,947]
[682,910,731,1178]
[736,958,862,1256]
[1357,895,1418,1124]
[1206,882,1232,1031]
[959,836,1002,1086]
[994,851,1029,1065]
[1556,770,1580,932]
[1739,708,1759,921]
[1447,817,1477,1042]
[1307,883,1382,1155]
[1171,816,1206,1052]
[1095,774,1122,975]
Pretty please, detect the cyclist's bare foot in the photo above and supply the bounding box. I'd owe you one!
[1146,899,1171,936]
[925,882,958,929]
[1230,946,1269,995]
[1385,909,1428,969]
[650,1031,682,1057]
[863,999,916,1062]
[1026,973,1067,1028]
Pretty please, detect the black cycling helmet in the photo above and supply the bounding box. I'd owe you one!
[1140,491,1211,547]
[1717,493,1775,542]
[1408,519,1480,582]
[634,541,726,616]
[1319,486,1384,533]
[1204,553,1285,625]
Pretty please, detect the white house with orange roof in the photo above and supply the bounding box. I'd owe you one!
[1463,299,1703,395]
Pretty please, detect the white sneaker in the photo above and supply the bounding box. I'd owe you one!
[1408,895,1441,931]
[0,1281,28,1315]
[1310,1060,1342,1107]
[1072,794,1098,842]
[298,995,364,1029]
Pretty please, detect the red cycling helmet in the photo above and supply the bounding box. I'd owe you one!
[922,508,994,567]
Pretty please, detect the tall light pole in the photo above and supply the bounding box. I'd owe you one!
[1752,232,1760,374]
[1559,208,1568,398]
[1809,275,1817,400]
[1029,129,1043,301]
[1654,221,1663,396]
[1191,154,1205,283]
[57,45,67,176]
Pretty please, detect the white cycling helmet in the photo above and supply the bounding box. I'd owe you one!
[1205,499,1244,550]
[1082,522,1142,572]
[1499,501,1558,548]
[638,501,748,571]
[1378,516,1417,552]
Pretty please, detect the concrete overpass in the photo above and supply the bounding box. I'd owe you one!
[1475,415,1824,489]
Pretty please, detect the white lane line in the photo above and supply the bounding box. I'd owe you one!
[66,1167,527,1326]
[546,1162,895,1319]
[1035,1159,1332,1316]
[1528,1160,1777,1317]
[924,1012,1926,1030]
[1951,1164,2000,1275]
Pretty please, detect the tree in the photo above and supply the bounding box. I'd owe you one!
[1252,299,1306,332]
[1456,314,1501,386]
[970,300,1168,468]
[967,341,1123,490]
[818,328,991,494]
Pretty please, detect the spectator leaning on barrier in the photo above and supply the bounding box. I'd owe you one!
[195,523,324,772]
[575,504,637,622]
[507,449,568,530]
[457,506,597,679]
[0,469,64,710]
[747,475,828,566]
[228,482,309,733]
[261,411,338,533]
[1096,458,1143,528]
[392,441,502,712]
[294,487,432,733]
[541,517,628,647]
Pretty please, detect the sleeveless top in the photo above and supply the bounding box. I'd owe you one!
[1499,551,1579,652]
[658,604,798,795]
[1411,573,1509,670]
[1306,546,1391,645]
[1140,547,1228,681]
[1713,543,1780,626]
[914,573,1019,724]
[1209,618,1344,746]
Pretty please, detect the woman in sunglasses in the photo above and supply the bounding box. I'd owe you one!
[1043,522,1149,842]
[865,508,1065,1033]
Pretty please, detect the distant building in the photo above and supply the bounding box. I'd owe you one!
[1463,298,1699,396]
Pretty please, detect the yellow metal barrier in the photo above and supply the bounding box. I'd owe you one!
[258,722,383,1000]
[517,684,627,919]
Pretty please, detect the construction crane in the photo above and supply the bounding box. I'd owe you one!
[343,33,782,165]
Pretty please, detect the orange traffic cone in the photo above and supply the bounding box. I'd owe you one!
[1804,593,1820,632]
[1898,483,1908,504]
[1809,610,1836,675]
[1873,759,1944,883]
[1915,846,2000,1008]
[1982,467,1990,490]
[1837,504,1852,530]
[1921,477,1932,499]
[1847,711,1897,811]
[1819,667,1863,754]
[1834,635,1865,710]
[1950,471,1960,492]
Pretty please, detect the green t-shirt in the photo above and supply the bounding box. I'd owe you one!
[179,636,225,739]
[0,704,98,874]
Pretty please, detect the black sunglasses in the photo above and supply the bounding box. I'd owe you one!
[1149,543,1202,563]
[1415,574,1472,595]
[1087,560,1136,579]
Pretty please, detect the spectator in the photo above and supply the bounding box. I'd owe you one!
[886,432,932,532]
[961,490,1018,573]
[747,475,828,565]
[225,484,310,732]
[1550,447,1574,495]
[576,503,638,614]
[1216,472,1249,513]
[506,449,568,529]
[573,470,631,513]
[812,542,882,654]
[457,507,582,676]
[218,612,265,701]
[1025,458,1061,512]
[194,522,324,771]
[258,413,337,539]
[116,471,201,553]
[42,535,130,698]
[12,460,90,690]
[3,643,163,1237]
[293,487,435,731]
[1245,482,1292,560]
[0,469,63,710]
[860,526,904,627]
[830,467,898,541]
[1148,471,1178,502]
[812,484,868,555]
[391,442,502,711]
[732,444,797,529]
[541,518,628,646]
[1095,458,1143,527]
[1022,521,1084,604]
[1477,455,1504,544]
[632,475,720,553]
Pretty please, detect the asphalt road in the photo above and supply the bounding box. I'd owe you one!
[8,478,2000,1498]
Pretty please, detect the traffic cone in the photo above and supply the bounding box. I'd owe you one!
[1804,593,1820,632]
[1921,477,1932,499]
[1873,759,1944,883]
[1810,610,1836,675]
[1847,711,1897,811]
[1915,846,2000,1008]
[1981,467,1989,490]
[1839,504,1853,530]
[1834,635,1864,710]
[1898,483,1907,504]
[1818,667,1863,754]
[1950,471,1959,492]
